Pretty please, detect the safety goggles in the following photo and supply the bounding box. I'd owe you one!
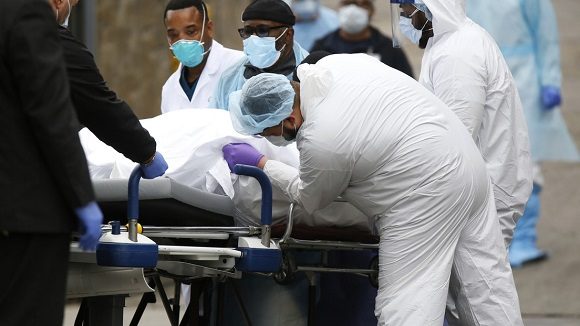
[238,25,289,39]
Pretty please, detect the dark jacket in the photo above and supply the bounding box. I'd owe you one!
[0,0,95,233]
[59,27,156,164]
[311,26,414,78]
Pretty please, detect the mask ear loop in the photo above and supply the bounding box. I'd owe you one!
[420,18,429,31]
[274,28,289,54]
[198,3,212,56]
[59,0,71,27]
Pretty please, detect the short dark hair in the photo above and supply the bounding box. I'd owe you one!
[164,0,209,21]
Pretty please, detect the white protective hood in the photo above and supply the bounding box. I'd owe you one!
[422,0,468,35]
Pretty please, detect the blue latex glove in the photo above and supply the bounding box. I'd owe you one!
[140,151,168,179]
[541,86,562,110]
[222,143,264,172]
[75,201,104,251]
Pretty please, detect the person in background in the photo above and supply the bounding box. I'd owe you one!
[0,1,102,324]
[467,0,580,268]
[284,0,340,51]
[399,0,533,246]
[49,0,168,177]
[210,0,309,110]
[311,0,414,77]
[162,0,244,112]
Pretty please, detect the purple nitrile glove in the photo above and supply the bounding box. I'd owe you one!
[75,201,104,251]
[541,86,562,110]
[140,151,168,179]
[222,143,264,172]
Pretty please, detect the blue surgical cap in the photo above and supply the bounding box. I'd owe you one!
[228,73,295,135]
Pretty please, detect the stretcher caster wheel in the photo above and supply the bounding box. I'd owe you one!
[273,252,296,285]
[369,255,379,288]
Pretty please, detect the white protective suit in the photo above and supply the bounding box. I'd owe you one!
[161,41,244,113]
[262,54,522,325]
[419,0,533,245]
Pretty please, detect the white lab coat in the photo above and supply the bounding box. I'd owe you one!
[261,54,522,325]
[160,40,244,113]
[419,0,533,245]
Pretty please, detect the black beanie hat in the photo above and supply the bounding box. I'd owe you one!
[242,0,296,26]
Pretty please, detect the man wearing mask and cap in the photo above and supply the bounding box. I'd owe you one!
[392,0,531,324]
[161,0,244,112]
[48,0,168,178]
[311,0,414,77]
[210,0,309,110]
[285,0,340,51]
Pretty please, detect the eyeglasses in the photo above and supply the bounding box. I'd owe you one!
[238,25,288,39]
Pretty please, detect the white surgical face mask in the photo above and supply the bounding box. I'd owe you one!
[338,4,369,34]
[266,123,296,147]
[243,28,288,69]
[58,0,72,28]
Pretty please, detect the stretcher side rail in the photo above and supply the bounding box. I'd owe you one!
[278,203,379,247]
[271,202,380,289]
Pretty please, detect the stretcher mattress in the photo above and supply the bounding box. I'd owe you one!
[94,178,234,227]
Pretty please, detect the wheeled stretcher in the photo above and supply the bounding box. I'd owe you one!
[67,165,379,326]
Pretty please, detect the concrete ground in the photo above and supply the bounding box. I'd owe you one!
[63,0,580,324]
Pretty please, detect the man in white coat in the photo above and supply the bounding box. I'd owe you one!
[397,0,533,246]
[222,54,523,325]
[161,0,243,113]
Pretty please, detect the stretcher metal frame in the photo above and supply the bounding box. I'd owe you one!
[67,165,379,326]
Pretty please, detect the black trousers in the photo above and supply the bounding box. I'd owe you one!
[0,232,71,326]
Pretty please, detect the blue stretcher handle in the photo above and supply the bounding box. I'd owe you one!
[128,166,143,220]
[233,164,273,226]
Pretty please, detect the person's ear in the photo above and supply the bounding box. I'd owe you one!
[54,0,64,10]
[206,20,214,39]
[285,27,294,43]
[285,115,296,127]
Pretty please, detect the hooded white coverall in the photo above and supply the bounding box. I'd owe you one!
[262,53,522,325]
[419,0,533,246]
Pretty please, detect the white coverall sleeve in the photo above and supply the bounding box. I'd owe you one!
[263,142,352,215]
[429,54,487,139]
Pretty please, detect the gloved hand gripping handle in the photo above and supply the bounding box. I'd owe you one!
[233,164,273,247]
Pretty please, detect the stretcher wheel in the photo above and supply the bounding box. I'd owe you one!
[369,255,379,288]
[273,252,296,285]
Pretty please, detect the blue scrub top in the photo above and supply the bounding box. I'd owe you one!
[179,66,199,101]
